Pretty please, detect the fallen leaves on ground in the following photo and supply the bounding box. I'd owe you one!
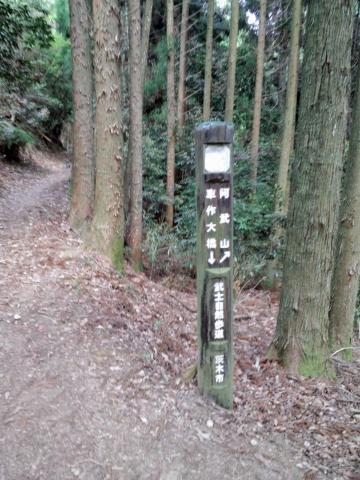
[0,151,359,480]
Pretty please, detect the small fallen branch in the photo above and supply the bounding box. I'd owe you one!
[168,292,197,313]
[330,347,360,358]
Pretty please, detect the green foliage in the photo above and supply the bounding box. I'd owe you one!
[0,0,53,90]
[0,0,288,285]
[140,1,290,284]
[142,215,195,278]
[232,143,279,283]
[0,119,35,158]
[143,108,168,220]
[0,0,72,158]
[54,0,70,37]
[142,105,197,276]
[35,32,72,127]
[142,98,278,283]
[144,38,168,112]
[0,89,64,158]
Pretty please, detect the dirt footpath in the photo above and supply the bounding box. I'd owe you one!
[0,153,357,480]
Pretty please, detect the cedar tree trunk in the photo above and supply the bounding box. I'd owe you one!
[166,0,176,227]
[90,0,125,270]
[128,0,143,269]
[330,54,360,355]
[224,0,239,123]
[177,0,190,131]
[141,0,153,87]
[250,0,267,188]
[270,0,353,376]
[68,0,94,232]
[203,0,215,121]
[275,0,302,215]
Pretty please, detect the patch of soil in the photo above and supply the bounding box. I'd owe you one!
[0,152,359,480]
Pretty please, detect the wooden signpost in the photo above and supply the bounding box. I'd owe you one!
[195,122,234,409]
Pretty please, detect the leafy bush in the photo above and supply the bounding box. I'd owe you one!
[0,89,66,158]
[0,1,72,158]
[232,143,280,282]
[142,99,279,283]
[0,119,34,158]
[0,0,53,91]
[34,31,72,135]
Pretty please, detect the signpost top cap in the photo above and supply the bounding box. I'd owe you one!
[195,122,234,144]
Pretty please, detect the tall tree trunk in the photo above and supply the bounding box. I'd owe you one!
[224,0,239,123]
[124,0,152,237]
[329,56,360,355]
[177,0,189,131]
[277,0,291,116]
[166,0,176,227]
[90,0,125,270]
[269,0,353,376]
[203,0,215,121]
[141,0,153,87]
[128,0,143,269]
[275,0,302,215]
[68,0,94,232]
[250,0,267,189]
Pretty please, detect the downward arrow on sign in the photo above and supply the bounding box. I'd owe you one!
[208,251,216,265]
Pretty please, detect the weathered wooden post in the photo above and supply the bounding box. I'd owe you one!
[195,121,234,409]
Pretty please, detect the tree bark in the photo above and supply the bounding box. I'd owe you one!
[277,0,291,117]
[124,0,152,235]
[224,0,240,123]
[141,0,153,87]
[166,0,176,227]
[250,0,267,189]
[68,0,94,232]
[128,0,143,269]
[275,0,302,215]
[270,0,353,376]
[90,0,125,270]
[177,0,189,131]
[203,0,215,121]
[329,55,360,355]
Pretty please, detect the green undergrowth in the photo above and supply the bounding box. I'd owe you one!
[0,120,35,158]
[0,1,71,160]
[142,113,282,285]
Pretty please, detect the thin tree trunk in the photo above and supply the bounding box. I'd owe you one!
[177,0,189,131]
[68,0,94,232]
[250,0,267,188]
[224,0,239,123]
[121,0,129,112]
[128,0,143,269]
[275,0,302,215]
[276,0,291,116]
[203,0,215,121]
[166,0,176,227]
[269,0,353,376]
[124,0,152,231]
[90,0,125,270]
[122,1,132,224]
[141,0,153,87]
[329,56,360,355]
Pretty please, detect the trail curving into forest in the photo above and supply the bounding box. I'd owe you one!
[0,152,357,480]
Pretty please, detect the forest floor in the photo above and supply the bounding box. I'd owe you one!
[0,151,359,480]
